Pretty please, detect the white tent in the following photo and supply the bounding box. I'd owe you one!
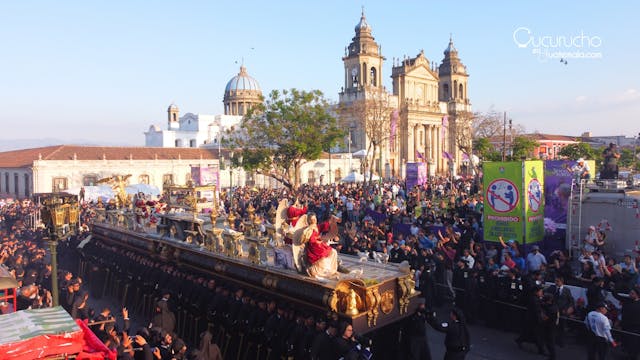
[352,149,367,157]
[340,172,380,183]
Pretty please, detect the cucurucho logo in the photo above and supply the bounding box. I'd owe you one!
[513,27,603,62]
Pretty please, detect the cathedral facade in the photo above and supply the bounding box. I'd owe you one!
[338,10,472,177]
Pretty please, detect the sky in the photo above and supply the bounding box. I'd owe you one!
[1,1,639,147]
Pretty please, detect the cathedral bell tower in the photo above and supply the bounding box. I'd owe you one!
[339,8,385,104]
[438,36,471,169]
[167,103,180,130]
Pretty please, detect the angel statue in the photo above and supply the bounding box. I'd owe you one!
[96,174,132,209]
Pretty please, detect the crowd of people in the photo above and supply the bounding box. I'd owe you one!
[1,172,640,359]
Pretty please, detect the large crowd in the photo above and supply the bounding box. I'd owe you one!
[1,174,640,359]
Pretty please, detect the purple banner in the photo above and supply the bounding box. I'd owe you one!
[543,160,574,251]
[406,162,427,191]
[191,166,219,187]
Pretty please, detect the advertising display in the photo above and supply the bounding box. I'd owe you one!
[524,160,545,243]
[406,162,427,191]
[483,162,523,242]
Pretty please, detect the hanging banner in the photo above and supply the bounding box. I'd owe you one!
[483,162,523,242]
[406,162,427,191]
[524,160,545,243]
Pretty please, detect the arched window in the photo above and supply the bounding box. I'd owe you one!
[362,63,367,85]
[453,80,458,98]
[175,139,182,147]
[4,173,8,193]
[370,67,377,86]
[190,139,197,148]
[308,171,316,185]
[443,84,449,100]
[14,173,19,196]
[335,168,342,182]
[459,84,464,99]
[139,174,150,184]
[172,113,177,121]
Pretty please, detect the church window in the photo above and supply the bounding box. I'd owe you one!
[14,173,18,196]
[52,177,68,192]
[139,174,150,184]
[459,84,464,99]
[24,174,29,198]
[172,113,177,122]
[370,67,377,86]
[362,63,367,85]
[175,139,182,147]
[443,84,449,99]
[190,139,197,148]
[454,80,458,98]
[4,173,8,193]
[83,175,98,186]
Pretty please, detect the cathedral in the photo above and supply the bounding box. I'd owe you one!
[338,10,472,177]
[144,65,263,149]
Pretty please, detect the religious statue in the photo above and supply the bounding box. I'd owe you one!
[302,213,339,279]
[96,174,132,209]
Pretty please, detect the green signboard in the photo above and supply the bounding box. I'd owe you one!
[483,162,523,242]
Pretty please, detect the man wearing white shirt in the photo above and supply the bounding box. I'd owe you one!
[585,303,617,359]
[460,248,475,269]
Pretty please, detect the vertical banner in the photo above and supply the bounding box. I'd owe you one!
[524,160,545,243]
[406,162,427,191]
[483,162,523,242]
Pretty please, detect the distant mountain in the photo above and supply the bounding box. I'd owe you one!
[0,138,137,152]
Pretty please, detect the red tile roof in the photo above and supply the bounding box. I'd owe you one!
[0,145,223,168]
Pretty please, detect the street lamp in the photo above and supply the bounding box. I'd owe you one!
[39,192,79,307]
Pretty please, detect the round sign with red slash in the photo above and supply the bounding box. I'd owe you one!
[486,178,519,213]
[527,179,542,213]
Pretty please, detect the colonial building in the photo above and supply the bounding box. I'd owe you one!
[144,66,262,148]
[0,145,356,199]
[338,10,472,176]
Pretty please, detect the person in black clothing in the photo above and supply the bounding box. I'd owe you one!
[516,286,547,355]
[586,277,607,313]
[335,322,358,360]
[613,287,640,358]
[545,275,574,347]
[541,293,559,360]
[405,302,433,360]
[310,321,338,360]
[428,308,471,360]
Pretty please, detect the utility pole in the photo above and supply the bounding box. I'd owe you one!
[502,111,507,162]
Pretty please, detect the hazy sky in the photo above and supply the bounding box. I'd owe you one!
[2,1,639,146]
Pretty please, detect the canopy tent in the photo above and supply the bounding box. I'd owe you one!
[340,172,380,183]
[0,307,115,360]
[352,149,367,157]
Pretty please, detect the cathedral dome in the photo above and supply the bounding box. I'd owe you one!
[225,66,261,93]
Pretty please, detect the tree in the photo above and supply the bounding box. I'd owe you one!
[338,91,393,184]
[510,136,539,160]
[557,142,597,160]
[471,109,525,139]
[473,137,501,161]
[237,89,344,189]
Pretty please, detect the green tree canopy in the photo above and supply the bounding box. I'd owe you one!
[510,136,539,160]
[237,89,344,189]
[473,137,501,161]
[557,142,597,160]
